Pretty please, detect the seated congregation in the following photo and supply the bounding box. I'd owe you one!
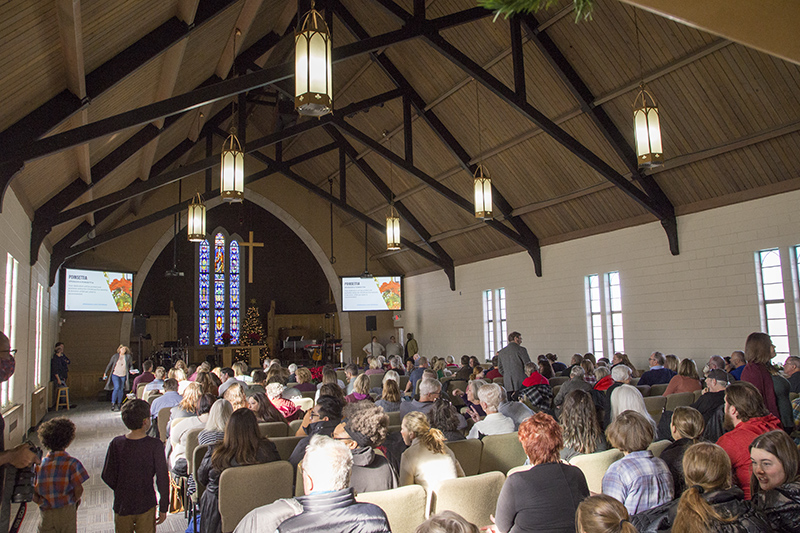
[110,330,800,533]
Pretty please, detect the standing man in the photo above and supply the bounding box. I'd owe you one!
[404,333,418,362]
[497,331,531,393]
[50,342,70,389]
[362,336,385,364]
[385,336,403,358]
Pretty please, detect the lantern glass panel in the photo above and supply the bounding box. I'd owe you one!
[647,107,662,153]
[295,36,308,97]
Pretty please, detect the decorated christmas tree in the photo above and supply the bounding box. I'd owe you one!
[240,299,266,346]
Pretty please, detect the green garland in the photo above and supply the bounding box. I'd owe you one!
[478,0,594,22]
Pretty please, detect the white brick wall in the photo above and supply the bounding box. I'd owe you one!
[0,187,56,433]
[403,190,800,370]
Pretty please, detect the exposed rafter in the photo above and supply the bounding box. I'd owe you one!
[324,126,456,290]
[424,31,680,253]
[518,14,678,254]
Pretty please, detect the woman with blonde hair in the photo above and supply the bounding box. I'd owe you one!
[612,352,639,377]
[375,378,401,412]
[365,356,385,376]
[663,358,702,395]
[345,373,373,403]
[633,442,771,532]
[576,495,636,533]
[399,411,464,512]
[293,367,316,392]
[103,344,133,411]
[610,384,657,433]
[223,381,247,411]
[664,354,679,373]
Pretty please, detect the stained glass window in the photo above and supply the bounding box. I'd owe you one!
[229,241,240,344]
[197,230,244,346]
[214,233,225,345]
[199,240,210,344]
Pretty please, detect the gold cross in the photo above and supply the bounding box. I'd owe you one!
[240,231,264,283]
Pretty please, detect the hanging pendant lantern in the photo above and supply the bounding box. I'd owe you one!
[386,204,401,251]
[187,193,206,242]
[474,164,493,219]
[295,1,332,117]
[633,84,663,168]
[220,128,244,202]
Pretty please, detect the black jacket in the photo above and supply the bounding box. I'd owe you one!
[755,480,800,533]
[277,488,390,533]
[632,487,771,532]
[349,447,397,494]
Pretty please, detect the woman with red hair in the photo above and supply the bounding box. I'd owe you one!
[492,412,589,532]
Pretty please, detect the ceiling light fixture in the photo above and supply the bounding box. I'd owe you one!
[385,132,401,251]
[187,192,206,242]
[221,29,245,201]
[295,1,332,117]
[473,79,493,219]
[633,9,663,168]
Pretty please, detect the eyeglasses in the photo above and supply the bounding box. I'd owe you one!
[0,349,16,356]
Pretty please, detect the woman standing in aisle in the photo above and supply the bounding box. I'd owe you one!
[103,344,132,411]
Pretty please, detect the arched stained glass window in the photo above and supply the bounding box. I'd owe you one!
[214,233,226,345]
[196,229,244,345]
[199,239,210,344]
[229,241,240,343]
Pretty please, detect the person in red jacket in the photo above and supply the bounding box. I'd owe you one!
[522,361,549,387]
[716,380,782,500]
[594,366,614,391]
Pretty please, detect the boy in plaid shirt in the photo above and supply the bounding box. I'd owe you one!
[34,417,89,533]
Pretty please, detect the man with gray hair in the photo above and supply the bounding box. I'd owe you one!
[638,351,676,386]
[553,365,592,407]
[782,356,800,393]
[400,378,442,417]
[467,383,515,439]
[234,435,390,533]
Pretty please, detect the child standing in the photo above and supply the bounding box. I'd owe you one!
[34,417,89,533]
[102,399,169,532]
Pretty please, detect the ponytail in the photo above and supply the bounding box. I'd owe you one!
[420,427,446,454]
[575,494,636,533]
[673,485,733,533]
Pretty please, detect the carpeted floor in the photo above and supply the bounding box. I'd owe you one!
[16,399,188,533]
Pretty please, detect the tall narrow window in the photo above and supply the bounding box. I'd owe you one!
[497,288,508,347]
[757,249,789,359]
[199,239,210,345]
[229,241,240,344]
[606,271,624,354]
[197,230,244,346]
[2,253,18,406]
[214,233,226,345]
[586,274,604,358]
[483,290,495,361]
[34,283,44,387]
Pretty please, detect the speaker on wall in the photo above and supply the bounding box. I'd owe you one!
[366,315,377,331]
[132,316,147,337]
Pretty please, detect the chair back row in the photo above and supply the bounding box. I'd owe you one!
[356,471,506,533]
[445,432,527,477]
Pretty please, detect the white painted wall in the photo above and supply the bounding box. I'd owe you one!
[0,187,56,440]
[403,190,800,371]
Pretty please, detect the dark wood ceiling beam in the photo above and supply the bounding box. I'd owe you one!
[50,90,399,225]
[0,7,490,174]
[425,33,674,223]
[325,126,455,289]
[334,1,542,274]
[370,0,412,21]
[519,14,678,255]
[334,119,533,253]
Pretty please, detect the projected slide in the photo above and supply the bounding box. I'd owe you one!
[64,268,133,312]
[341,276,403,312]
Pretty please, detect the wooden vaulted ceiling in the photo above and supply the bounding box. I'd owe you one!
[2,0,800,289]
